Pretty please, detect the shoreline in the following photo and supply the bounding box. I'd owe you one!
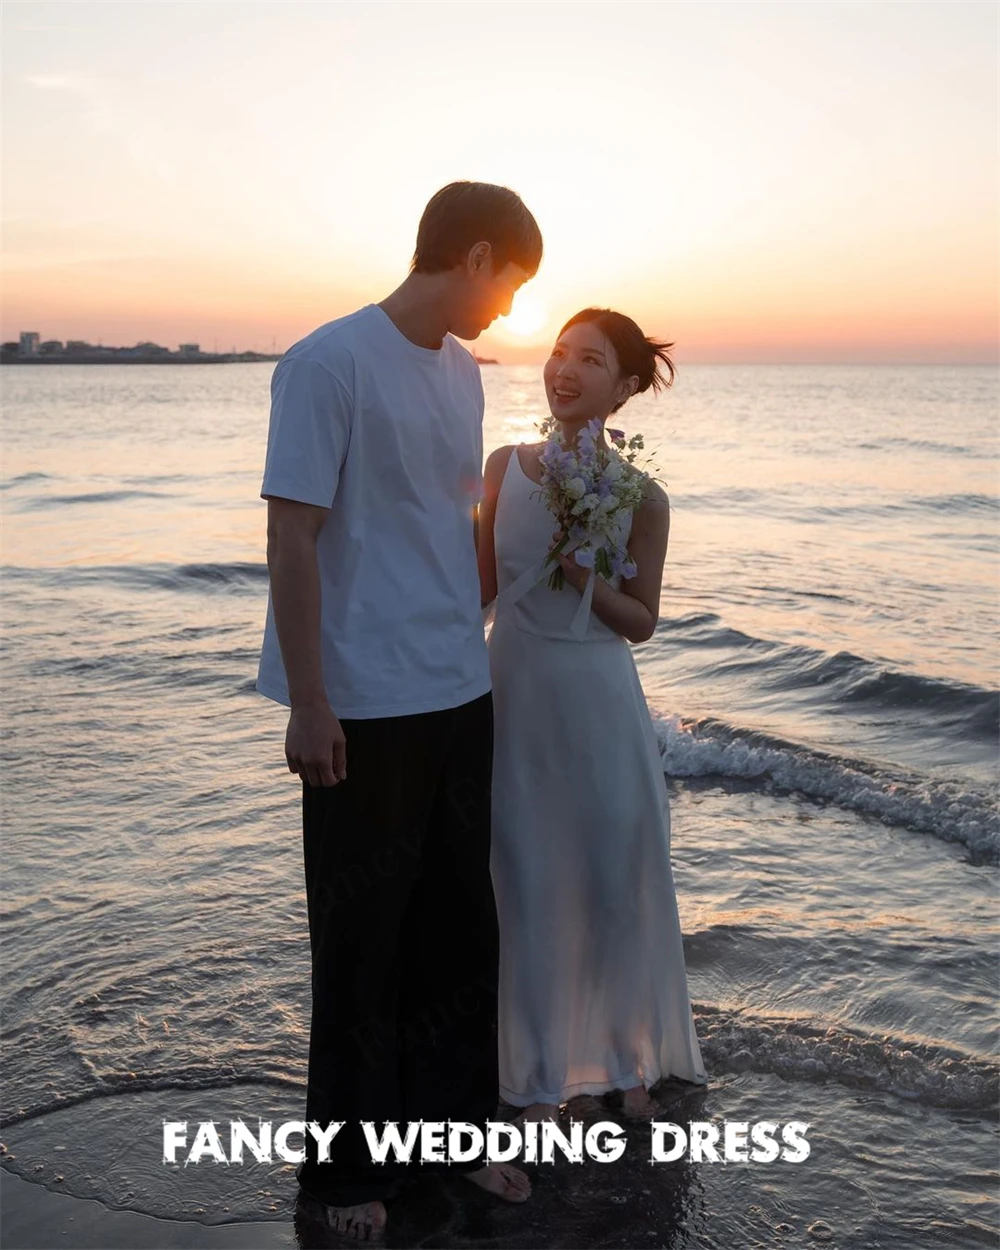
[0,1082,705,1250]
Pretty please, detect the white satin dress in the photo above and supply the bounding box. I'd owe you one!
[488,446,706,1107]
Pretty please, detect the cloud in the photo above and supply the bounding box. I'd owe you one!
[25,73,175,187]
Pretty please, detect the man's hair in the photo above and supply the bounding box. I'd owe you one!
[411,182,543,277]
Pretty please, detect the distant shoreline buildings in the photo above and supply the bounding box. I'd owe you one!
[1,331,281,365]
[2,332,499,365]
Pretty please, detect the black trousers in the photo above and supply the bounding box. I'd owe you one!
[297,691,499,1206]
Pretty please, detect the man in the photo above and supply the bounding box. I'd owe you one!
[257,182,542,1240]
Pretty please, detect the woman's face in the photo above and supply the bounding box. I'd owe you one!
[543,321,634,424]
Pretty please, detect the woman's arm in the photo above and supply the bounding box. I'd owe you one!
[555,479,670,644]
[476,444,515,608]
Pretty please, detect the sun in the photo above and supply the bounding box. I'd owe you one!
[500,290,548,338]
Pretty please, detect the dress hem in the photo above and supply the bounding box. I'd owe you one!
[500,1066,708,1108]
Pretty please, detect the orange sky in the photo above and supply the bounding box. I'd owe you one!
[3,2,997,363]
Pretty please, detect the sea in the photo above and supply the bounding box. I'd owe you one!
[1,362,997,1249]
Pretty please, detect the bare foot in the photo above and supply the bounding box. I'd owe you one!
[516,1101,560,1123]
[463,1162,532,1203]
[298,1195,387,1241]
[622,1085,657,1119]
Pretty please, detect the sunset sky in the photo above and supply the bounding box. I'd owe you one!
[2,1,997,363]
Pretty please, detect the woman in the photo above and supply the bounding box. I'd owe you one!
[478,307,707,1122]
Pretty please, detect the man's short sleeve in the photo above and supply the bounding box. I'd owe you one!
[260,357,352,507]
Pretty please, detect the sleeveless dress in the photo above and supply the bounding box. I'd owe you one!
[489,446,707,1106]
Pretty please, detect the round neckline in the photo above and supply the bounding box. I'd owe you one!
[369,304,447,360]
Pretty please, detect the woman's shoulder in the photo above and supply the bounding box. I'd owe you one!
[626,475,670,545]
[638,474,670,508]
[486,441,543,475]
[484,443,520,489]
[485,443,516,468]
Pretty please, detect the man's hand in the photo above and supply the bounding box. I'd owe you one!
[285,702,347,787]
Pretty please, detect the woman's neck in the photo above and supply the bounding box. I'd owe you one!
[556,417,609,450]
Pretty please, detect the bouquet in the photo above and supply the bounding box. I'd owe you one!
[534,415,656,591]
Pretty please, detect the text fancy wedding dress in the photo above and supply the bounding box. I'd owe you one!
[487,445,706,1108]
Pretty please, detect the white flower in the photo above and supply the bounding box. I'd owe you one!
[536,410,663,593]
[574,546,596,569]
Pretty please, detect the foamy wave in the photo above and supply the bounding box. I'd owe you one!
[651,713,999,862]
[691,1004,998,1113]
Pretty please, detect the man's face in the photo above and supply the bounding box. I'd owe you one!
[453,252,530,340]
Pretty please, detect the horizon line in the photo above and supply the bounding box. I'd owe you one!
[5,332,997,369]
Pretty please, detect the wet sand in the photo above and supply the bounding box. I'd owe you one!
[1,1169,294,1249]
[4,1074,990,1247]
[0,1085,703,1250]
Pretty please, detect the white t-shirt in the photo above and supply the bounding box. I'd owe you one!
[256,304,491,719]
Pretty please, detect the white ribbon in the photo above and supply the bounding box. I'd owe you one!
[569,567,597,638]
[495,536,597,638]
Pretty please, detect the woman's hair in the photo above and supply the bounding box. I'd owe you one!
[412,182,543,277]
[558,308,675,411]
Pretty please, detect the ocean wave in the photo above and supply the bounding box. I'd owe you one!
[119,474,203,486]
[677,489,997,519]
[910,492,999,515]
[767,646,999,733]
[27,646,262,692]
[0,471,53,491]
[4,562,269,593]
[659,615,998,742]
[659,612,780,651]
[15,490,174,511]
[165,562,269,590]
[691,1004,998,1113]
[652,713,1000,862]
[856,436,988,458]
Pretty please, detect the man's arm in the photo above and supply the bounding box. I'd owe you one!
[266,496,347,787]
[261,354,353,788]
